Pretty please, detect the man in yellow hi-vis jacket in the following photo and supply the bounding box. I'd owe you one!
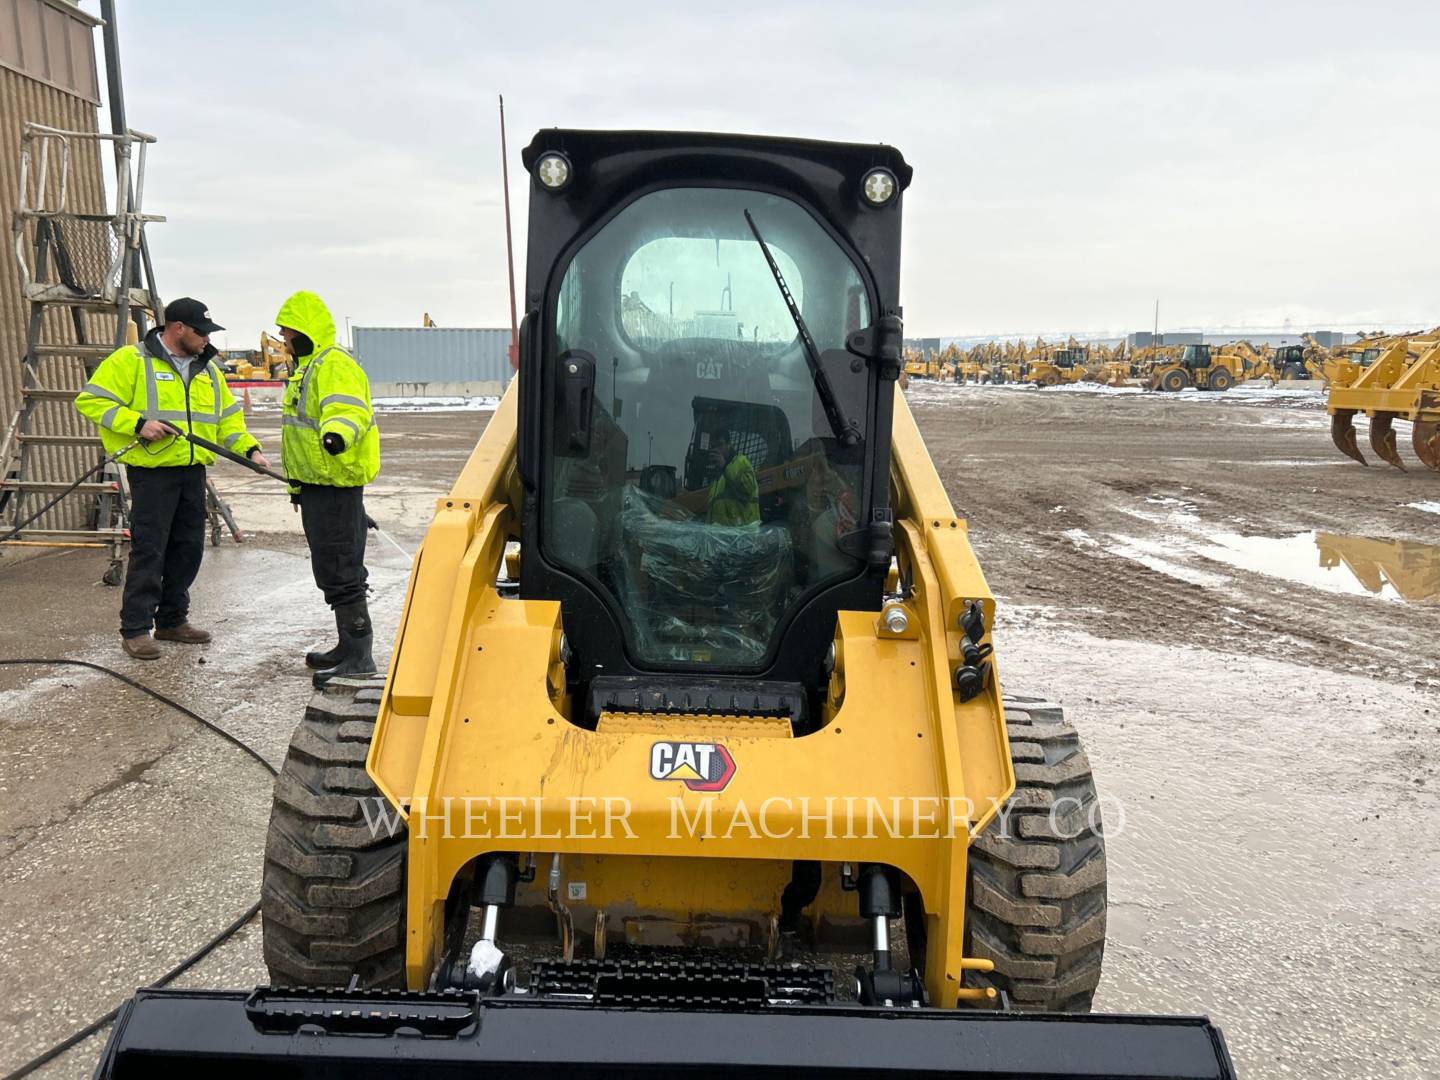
[75,298,268,660]
[701,429,760,527]
[274,290,380,687]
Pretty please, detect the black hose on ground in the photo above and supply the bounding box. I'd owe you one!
[0,658,278,1080]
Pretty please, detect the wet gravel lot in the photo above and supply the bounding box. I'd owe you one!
[1,386,1435,1078]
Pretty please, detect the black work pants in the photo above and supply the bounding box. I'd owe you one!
[298,483,369,608]
[121,464,207,637]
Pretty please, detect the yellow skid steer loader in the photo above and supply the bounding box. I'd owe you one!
[94,129,1235,1079]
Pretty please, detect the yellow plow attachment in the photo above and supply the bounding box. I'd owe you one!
[1326,341,1440,472]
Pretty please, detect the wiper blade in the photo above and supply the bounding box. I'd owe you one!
[744,209,857,447]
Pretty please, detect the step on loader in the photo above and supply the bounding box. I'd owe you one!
[94,129,1236,1079]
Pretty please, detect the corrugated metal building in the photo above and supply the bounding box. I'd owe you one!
[1126,331,1205,349]
[1,0,109,532]
[352,327,513,397]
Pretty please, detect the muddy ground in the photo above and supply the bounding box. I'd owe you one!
[0,385,1435,1078]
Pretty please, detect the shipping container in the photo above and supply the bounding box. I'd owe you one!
[351,326,513,397]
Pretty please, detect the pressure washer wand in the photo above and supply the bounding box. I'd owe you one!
[167,425,415,560]
[167,426,290,483]
[0,439,140,544]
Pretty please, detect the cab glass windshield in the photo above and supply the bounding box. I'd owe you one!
[545,186,871,668]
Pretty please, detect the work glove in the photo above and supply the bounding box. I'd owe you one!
[322,432,345,455]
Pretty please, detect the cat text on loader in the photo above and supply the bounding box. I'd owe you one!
[94,130,1235,1078]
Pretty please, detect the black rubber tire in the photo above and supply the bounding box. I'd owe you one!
[261,675,408,988]
[964,695,1106,1012]
[1207,368,1234,391]
[1159,369,1188,392]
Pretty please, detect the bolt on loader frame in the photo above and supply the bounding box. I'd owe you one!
[93,129,1235,1079]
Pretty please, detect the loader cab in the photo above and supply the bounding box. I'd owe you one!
[517,131,909,725]
[1274,344,1307,378]
[1051,347,1085,368]
[1179,344,1212,370]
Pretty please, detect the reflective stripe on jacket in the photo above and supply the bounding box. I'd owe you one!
[277,290,380,489]
[74,329,259,468]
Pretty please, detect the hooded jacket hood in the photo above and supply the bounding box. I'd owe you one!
[275,291,338,360]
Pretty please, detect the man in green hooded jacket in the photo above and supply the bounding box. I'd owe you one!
[275,290,381,687]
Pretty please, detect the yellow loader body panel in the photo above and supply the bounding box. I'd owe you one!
[368,385,1014,1006]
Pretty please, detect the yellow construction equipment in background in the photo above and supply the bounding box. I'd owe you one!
[222,332,293,381]
[1148,343,1251,391]
[1320,330,1438,389]
[1024,341,1090,386]
[1090,341,1134,386]
[902,345,941,379]
[1328,335,1440,470]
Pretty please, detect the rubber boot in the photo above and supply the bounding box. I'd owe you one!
[313,601,376,689]
[305,640,344,669]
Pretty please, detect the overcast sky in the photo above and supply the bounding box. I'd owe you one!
[94,0,1436,350]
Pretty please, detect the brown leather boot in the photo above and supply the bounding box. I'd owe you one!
[121,634,161,660]
[154,623,212,644]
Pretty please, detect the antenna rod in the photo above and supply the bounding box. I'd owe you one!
[499,95,520,372]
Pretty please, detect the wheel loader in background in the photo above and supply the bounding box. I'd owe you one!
[1148,343,1247,392]
[1024,343,1090,386]
[94,129,1235,1078]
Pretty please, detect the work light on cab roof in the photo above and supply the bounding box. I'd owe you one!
[862,166,897,206]
[534,151,572,191]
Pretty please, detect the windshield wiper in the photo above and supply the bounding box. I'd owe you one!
[744,209,858,447]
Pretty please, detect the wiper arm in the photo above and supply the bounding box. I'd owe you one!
[744,209,857,447]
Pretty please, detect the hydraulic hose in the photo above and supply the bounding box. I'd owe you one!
[0,659,278,1080]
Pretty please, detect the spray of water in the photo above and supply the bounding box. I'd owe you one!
[371,524,413,561]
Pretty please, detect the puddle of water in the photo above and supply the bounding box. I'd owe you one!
[1196,530,1440,603]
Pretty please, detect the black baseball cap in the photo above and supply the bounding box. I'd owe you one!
[164,297,224,335]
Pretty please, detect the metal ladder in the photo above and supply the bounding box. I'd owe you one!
[2,123,239,583]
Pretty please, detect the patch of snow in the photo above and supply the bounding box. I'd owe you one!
[373,395,500,413]
[1116,503,1202,529]
[1102,535,1227,588]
